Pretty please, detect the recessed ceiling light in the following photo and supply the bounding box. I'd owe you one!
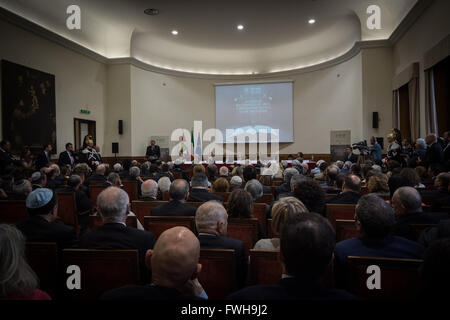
[171,30,178,35]
[144,8,159,16]
[308,19,316,24]
[237,24,244,30]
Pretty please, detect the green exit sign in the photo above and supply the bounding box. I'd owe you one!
[80,109,91,115]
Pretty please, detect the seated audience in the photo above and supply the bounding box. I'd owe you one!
[254,197,308,251]
[326,173,346,195]
[85,164,107,187]
[229,176,243,191]
[113,163,123,175]
[229,213,354,300]
[105,172,122,188]
[313,161,328,182]
[45,164,65,188]
[211,177,229,193]
[157,176,172,195]
[140,179,158,201]
[400,168,425,188]
[334,194,424,288]
[10,179,32,200]
[151,180,197,217]
[227,189,253,219]
[207,164,217,182]
[219,166,229,178]
[327,174,361,204]
[128,166,144,197]
[388,174,410,199]
[244,179,264,202]
[79,187,155,283]
[367,173,390,198]
[188,173,222,202]
[17,188,77,248]
[243,165,271,194]
[293,180,326,215]
[392,187,449,240]
[31,171,46,190]
[101,227,206,300]
[275,167,298,200]
[321,165,339,187]
[0,224,51,300]
[196,201,246,288]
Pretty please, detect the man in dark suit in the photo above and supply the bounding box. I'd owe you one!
[101,227,206,300]
[243,165,271,195]
[422,134,444,168]
[196,201,247,288]
[392,187,449,240]
[0,140,21,174]
[145,140,160,163]
[345,147,358,163]
[85,163,107,187]
[152,179,197,217]
[16,188,78,248]
[35,143,52,170]
[58,142,75,167]
[229,213,354,300]
[334,194,424,289]
[275,168,298,200]
[79,187,155,283]
[139,179,158,201]
[188,173,222,202]
[327,174,361,204]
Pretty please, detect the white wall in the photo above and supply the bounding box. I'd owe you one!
[392,0,450,137]
[0,19,107,157]
[128,53,363,156]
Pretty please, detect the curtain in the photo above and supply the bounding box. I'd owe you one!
[408,75,420,141]
[392,89,400,129]
[424,68,438,134]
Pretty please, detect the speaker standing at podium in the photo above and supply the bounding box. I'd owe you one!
[146,140,160,162]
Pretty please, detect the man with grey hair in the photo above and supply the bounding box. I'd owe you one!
[158,176,171,193]
[244,179,264,202]
[152,179,197,217]
[334,193,424,288]
[113,163,123,173]
[392,187,448,240]
[421,133,444,168]
[106,172,122,188]
[219,166,229,178]
[80,187,155,282]
[275,167,299,200]
[86,163,107,187]
[188,173,222,202]
[196,201,246,288]
[335,160,344,170]
[278,173,310,199]
[128,166,144,197]
[140,179,158,201]
[229,175,243,191]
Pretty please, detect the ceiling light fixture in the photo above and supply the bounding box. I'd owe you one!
[144,8,159,16]
[237,24,244,30]
[171,30,178,35]
[308,18,316,24]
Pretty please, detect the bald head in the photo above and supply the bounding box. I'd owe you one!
[392,186,422,217]
[96,164,106,175]
[343,174,361,193]
[148,227,201,289]
[170,179,190,201]
[195,201,228,236]
[141,179,158,199]
[97,186,129,222]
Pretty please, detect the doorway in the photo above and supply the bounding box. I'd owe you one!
[74,118,96,150]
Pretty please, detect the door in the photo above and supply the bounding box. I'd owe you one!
[74,118,96,150]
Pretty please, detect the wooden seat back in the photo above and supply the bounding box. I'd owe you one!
[25,242,58,298]
[227,218,259,257]
[56,192,78,227]
[198,249,236,300]
[122,180,138,201]
[249,250,282,285]
[335,219,361,242]
[257,193,274,205]
[131,200,166,223]
[0,200,28,224]
[325,204,356,229]
[143,216,196,239]
[89,185,106,206]
[61,249,140,299]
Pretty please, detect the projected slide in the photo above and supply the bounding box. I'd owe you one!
[215,82,294,143]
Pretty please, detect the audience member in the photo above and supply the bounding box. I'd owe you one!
[152,180,197,217]
[244,179,264,202]
[327,174,361,204]
[158,176,172,194]
[188,173,222,202]
[85,164,107,187]
[211,177,229,193]
[140,179,158,201]
[31,171,46,190]
[275,167,298,200]
[227,189,253,219]
[229,176,243,191]
[367,174,390,197]
[293,180,326,215]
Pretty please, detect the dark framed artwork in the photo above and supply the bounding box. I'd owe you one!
[1,60,56,154]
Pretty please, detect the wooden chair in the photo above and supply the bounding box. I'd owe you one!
[408,224,437,242]
[89,215,138,229]
[0,200,28,224]
[213,192,230,202]
[249,250,282,285]
[131,200,167,223]
[335,220,361,242]
[272,180,283,186]
[56,192,78,227]
[122,180,138,201]
[198,249,236,300]
[267,219,274,238]
[61,249,140,299]
[257,194,274,205]
[227,218,259,257]
[89,185,106,206]
[162,191,170,201]
[143,216,196,239]
[347,256,423,299]
[325,204,356,229]
[25,242,58,298]
[252,203,268,237]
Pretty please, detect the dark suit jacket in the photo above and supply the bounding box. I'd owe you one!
[228,277,355,300]
[58,150,74,167]
[275,183,290,200]
[101,284,204,300]
[188,188,223,202]
[394,211,450,240]
[151,200,197,217]
[16,215,78,248]
[346,153,358,163]
[423,142,444,168]
[327,191,361,204]
[145,145,160,159]
[198,234,247,289]
[0,149,19,173]
[79,223,155,283]
[334,235,424,288]
[35,151,50,170]
[85,174,107,187]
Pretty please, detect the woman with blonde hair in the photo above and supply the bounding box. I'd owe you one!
[0,224,51,300]
[212,177,229,193]
[253,197,309,251]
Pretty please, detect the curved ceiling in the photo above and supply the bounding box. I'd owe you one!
[0,0,417,75]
